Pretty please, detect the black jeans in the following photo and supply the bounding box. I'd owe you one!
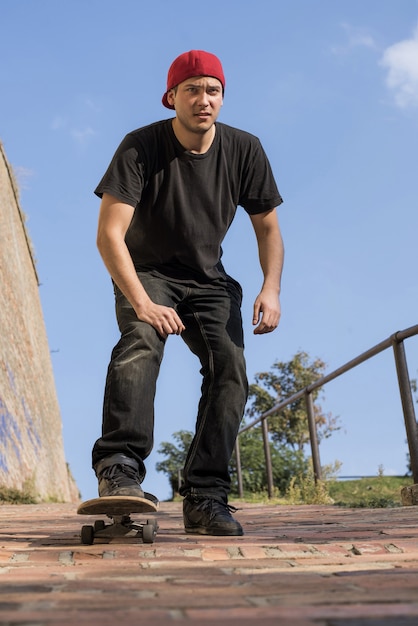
[92,272,248,499]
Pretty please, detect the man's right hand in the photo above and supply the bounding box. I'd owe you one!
[97,194,186,339]
[136,300,185,338]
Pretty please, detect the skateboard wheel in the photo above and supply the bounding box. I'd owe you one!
[147,518,158,529]
[81,525,95,545]
[94,520,106,532]
[142,523,155,544]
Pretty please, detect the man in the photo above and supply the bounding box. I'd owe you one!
[92,50,284,536]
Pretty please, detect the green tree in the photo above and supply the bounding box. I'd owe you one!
[246,351,340,452]
[156,352,340,499]
[156,430,193,498]
[229,421,308,496]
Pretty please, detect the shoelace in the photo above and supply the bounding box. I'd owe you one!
[101,464,140,488]
[192,497,239,521]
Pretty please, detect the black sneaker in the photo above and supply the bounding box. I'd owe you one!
[95,454,144,498]
[183,494,243,536]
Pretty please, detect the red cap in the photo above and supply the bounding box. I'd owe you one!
[162,50,225,109]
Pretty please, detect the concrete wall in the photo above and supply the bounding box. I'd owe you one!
[0,142,79,502]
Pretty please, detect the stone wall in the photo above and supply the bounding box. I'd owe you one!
[0,142,79,502]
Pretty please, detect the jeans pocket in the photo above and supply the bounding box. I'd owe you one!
[225,275,243,306]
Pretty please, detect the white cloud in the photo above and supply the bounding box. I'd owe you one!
[343,22,377,50]
[51,116,95,146]
[50,115,68,131]
[331,22,378,55]
[13,166,34,190]
[381,24,418,109]
[50,96,99,145]
[84,97,101,113]
[71,126,95,144]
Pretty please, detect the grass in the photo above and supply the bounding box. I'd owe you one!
[327,475,412,508]
[2,475,413,508]
[0,486,37,504]
[231,476,413,508]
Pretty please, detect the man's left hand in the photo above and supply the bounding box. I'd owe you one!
[252,289,281,334]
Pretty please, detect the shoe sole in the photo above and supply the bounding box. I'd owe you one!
[184,525,243,536]
[98,488,145,498]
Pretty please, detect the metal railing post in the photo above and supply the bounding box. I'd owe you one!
[305,391,322,481]
[261,418,274,498]
[234,438,244,498]
[237,325,418,498]
[392,337,418,483]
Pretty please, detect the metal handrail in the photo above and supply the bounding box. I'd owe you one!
[235,324,418,497]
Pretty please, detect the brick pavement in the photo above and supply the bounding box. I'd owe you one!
[1,501,418,624]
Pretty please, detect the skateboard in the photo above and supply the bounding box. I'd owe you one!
[77,493,159,545]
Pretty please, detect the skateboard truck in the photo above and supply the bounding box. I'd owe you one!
[77,494,159,545]
[80,514,158,545]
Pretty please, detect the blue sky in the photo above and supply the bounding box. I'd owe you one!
[1,0,418,501]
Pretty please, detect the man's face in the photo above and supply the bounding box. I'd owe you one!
[167,76,223,134]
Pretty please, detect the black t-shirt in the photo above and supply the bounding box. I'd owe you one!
[95,119,282,282]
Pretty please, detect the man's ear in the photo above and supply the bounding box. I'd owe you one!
[167,89,176,107]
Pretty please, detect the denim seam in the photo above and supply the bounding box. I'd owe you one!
[182,304,215,482]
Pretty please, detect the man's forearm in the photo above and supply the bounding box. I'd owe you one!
[253,209,284,294]
[98,233,185,337]
[97,233,152,313]
[250,209,284,334]
[258,227,284,294]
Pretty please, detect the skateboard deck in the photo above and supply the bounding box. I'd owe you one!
[77,494,158,545]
